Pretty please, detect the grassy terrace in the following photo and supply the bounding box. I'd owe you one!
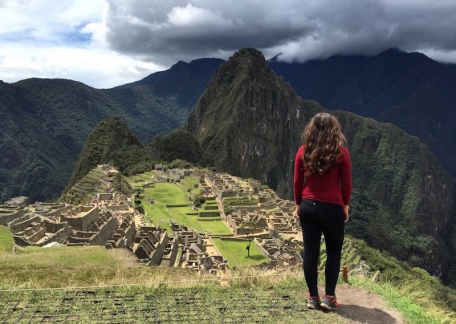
[60,168,106,205]
[211,238,268,268]
[0,280,348,324]
[128,171,155,187]
[131,177,231,236]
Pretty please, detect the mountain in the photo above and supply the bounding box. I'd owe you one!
[62,116,154,195]
[147,129,205,165]
[183,48,456,286]
[269,48,456,177]
[0,58,221,202]
[119,58,223,112]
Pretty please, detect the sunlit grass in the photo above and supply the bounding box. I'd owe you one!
[351,275,455,324]
[0,226,14,253]
[212,238,268,268]
[0,239,198,289]
[140,182,231,235]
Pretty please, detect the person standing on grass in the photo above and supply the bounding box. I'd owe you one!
[293,112,352,310]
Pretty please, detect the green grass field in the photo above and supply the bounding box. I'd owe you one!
[180,176,201,195]
[212,238,268,268]
[140,181,231,235]
[0,225,13,253]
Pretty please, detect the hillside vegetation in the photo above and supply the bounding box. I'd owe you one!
[62,116,154,194]
[0,58,220,202]
[269,48,456,178]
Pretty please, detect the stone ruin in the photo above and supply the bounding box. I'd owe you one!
[5,200,136,249]
[2,168,306,275]
[255,237,303,269]
[171,222,228,276]
[132,226,177,266]
[3,196,30,208]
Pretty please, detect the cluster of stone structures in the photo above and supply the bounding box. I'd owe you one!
[193,169,304,268]
[2,166,337,275]
[1,197,136,248]
[170,221,228,275]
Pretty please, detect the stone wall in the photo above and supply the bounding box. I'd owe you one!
[236,227,266,236]
[123,219,136,247]
[0,208,25,225]
[108,218,136,248]
[68,234,92,244]
[44,220,68,233]
[46,205,74,218]
[28,227,46,243]
[230,205,261,212]
[259,203,277,210]
[98,193,115,201]
[38,225,72,247]
[198,211,220,217]
[253,239,272,259]
[148,231,169,266]
[61,206,99,231]
[162,236,179,267]
[89,216,118,246]
[168,238,179,266]
[105,205,129,211]
[9,215,41,233]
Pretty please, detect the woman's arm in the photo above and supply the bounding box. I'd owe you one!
[293,146,305,208]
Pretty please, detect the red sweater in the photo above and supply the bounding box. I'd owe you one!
[293,145,352,206]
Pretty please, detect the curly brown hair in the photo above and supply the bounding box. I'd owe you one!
[301,113,346,176]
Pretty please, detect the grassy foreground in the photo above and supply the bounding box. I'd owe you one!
[2,226,455,323]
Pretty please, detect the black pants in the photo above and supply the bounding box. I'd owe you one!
[298,199,345,297]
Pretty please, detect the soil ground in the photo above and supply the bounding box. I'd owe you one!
[328,285,403,323]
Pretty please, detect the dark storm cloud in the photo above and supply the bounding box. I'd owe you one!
[104,0,456,64]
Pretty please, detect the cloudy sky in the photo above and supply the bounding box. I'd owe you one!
[1,0,456,88]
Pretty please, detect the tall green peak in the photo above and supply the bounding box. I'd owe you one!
[185,47,321,194]
[62,116,153,195]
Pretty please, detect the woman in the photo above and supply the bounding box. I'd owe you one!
[293,112,352,310]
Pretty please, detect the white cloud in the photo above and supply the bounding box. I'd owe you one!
[1,0,456,88]
[0,0,163,88]
[0,44,163,88]
[167,4,233,27]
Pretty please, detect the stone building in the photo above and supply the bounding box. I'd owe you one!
[3,196,29,208]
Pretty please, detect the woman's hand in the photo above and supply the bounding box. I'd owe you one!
[343,205,349,223]
[295,205,300,218]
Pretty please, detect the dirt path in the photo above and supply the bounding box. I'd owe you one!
[323,285,403,323]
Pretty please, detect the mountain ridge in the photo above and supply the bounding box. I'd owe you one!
[3,48,456,202]
[0,59,221,202]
